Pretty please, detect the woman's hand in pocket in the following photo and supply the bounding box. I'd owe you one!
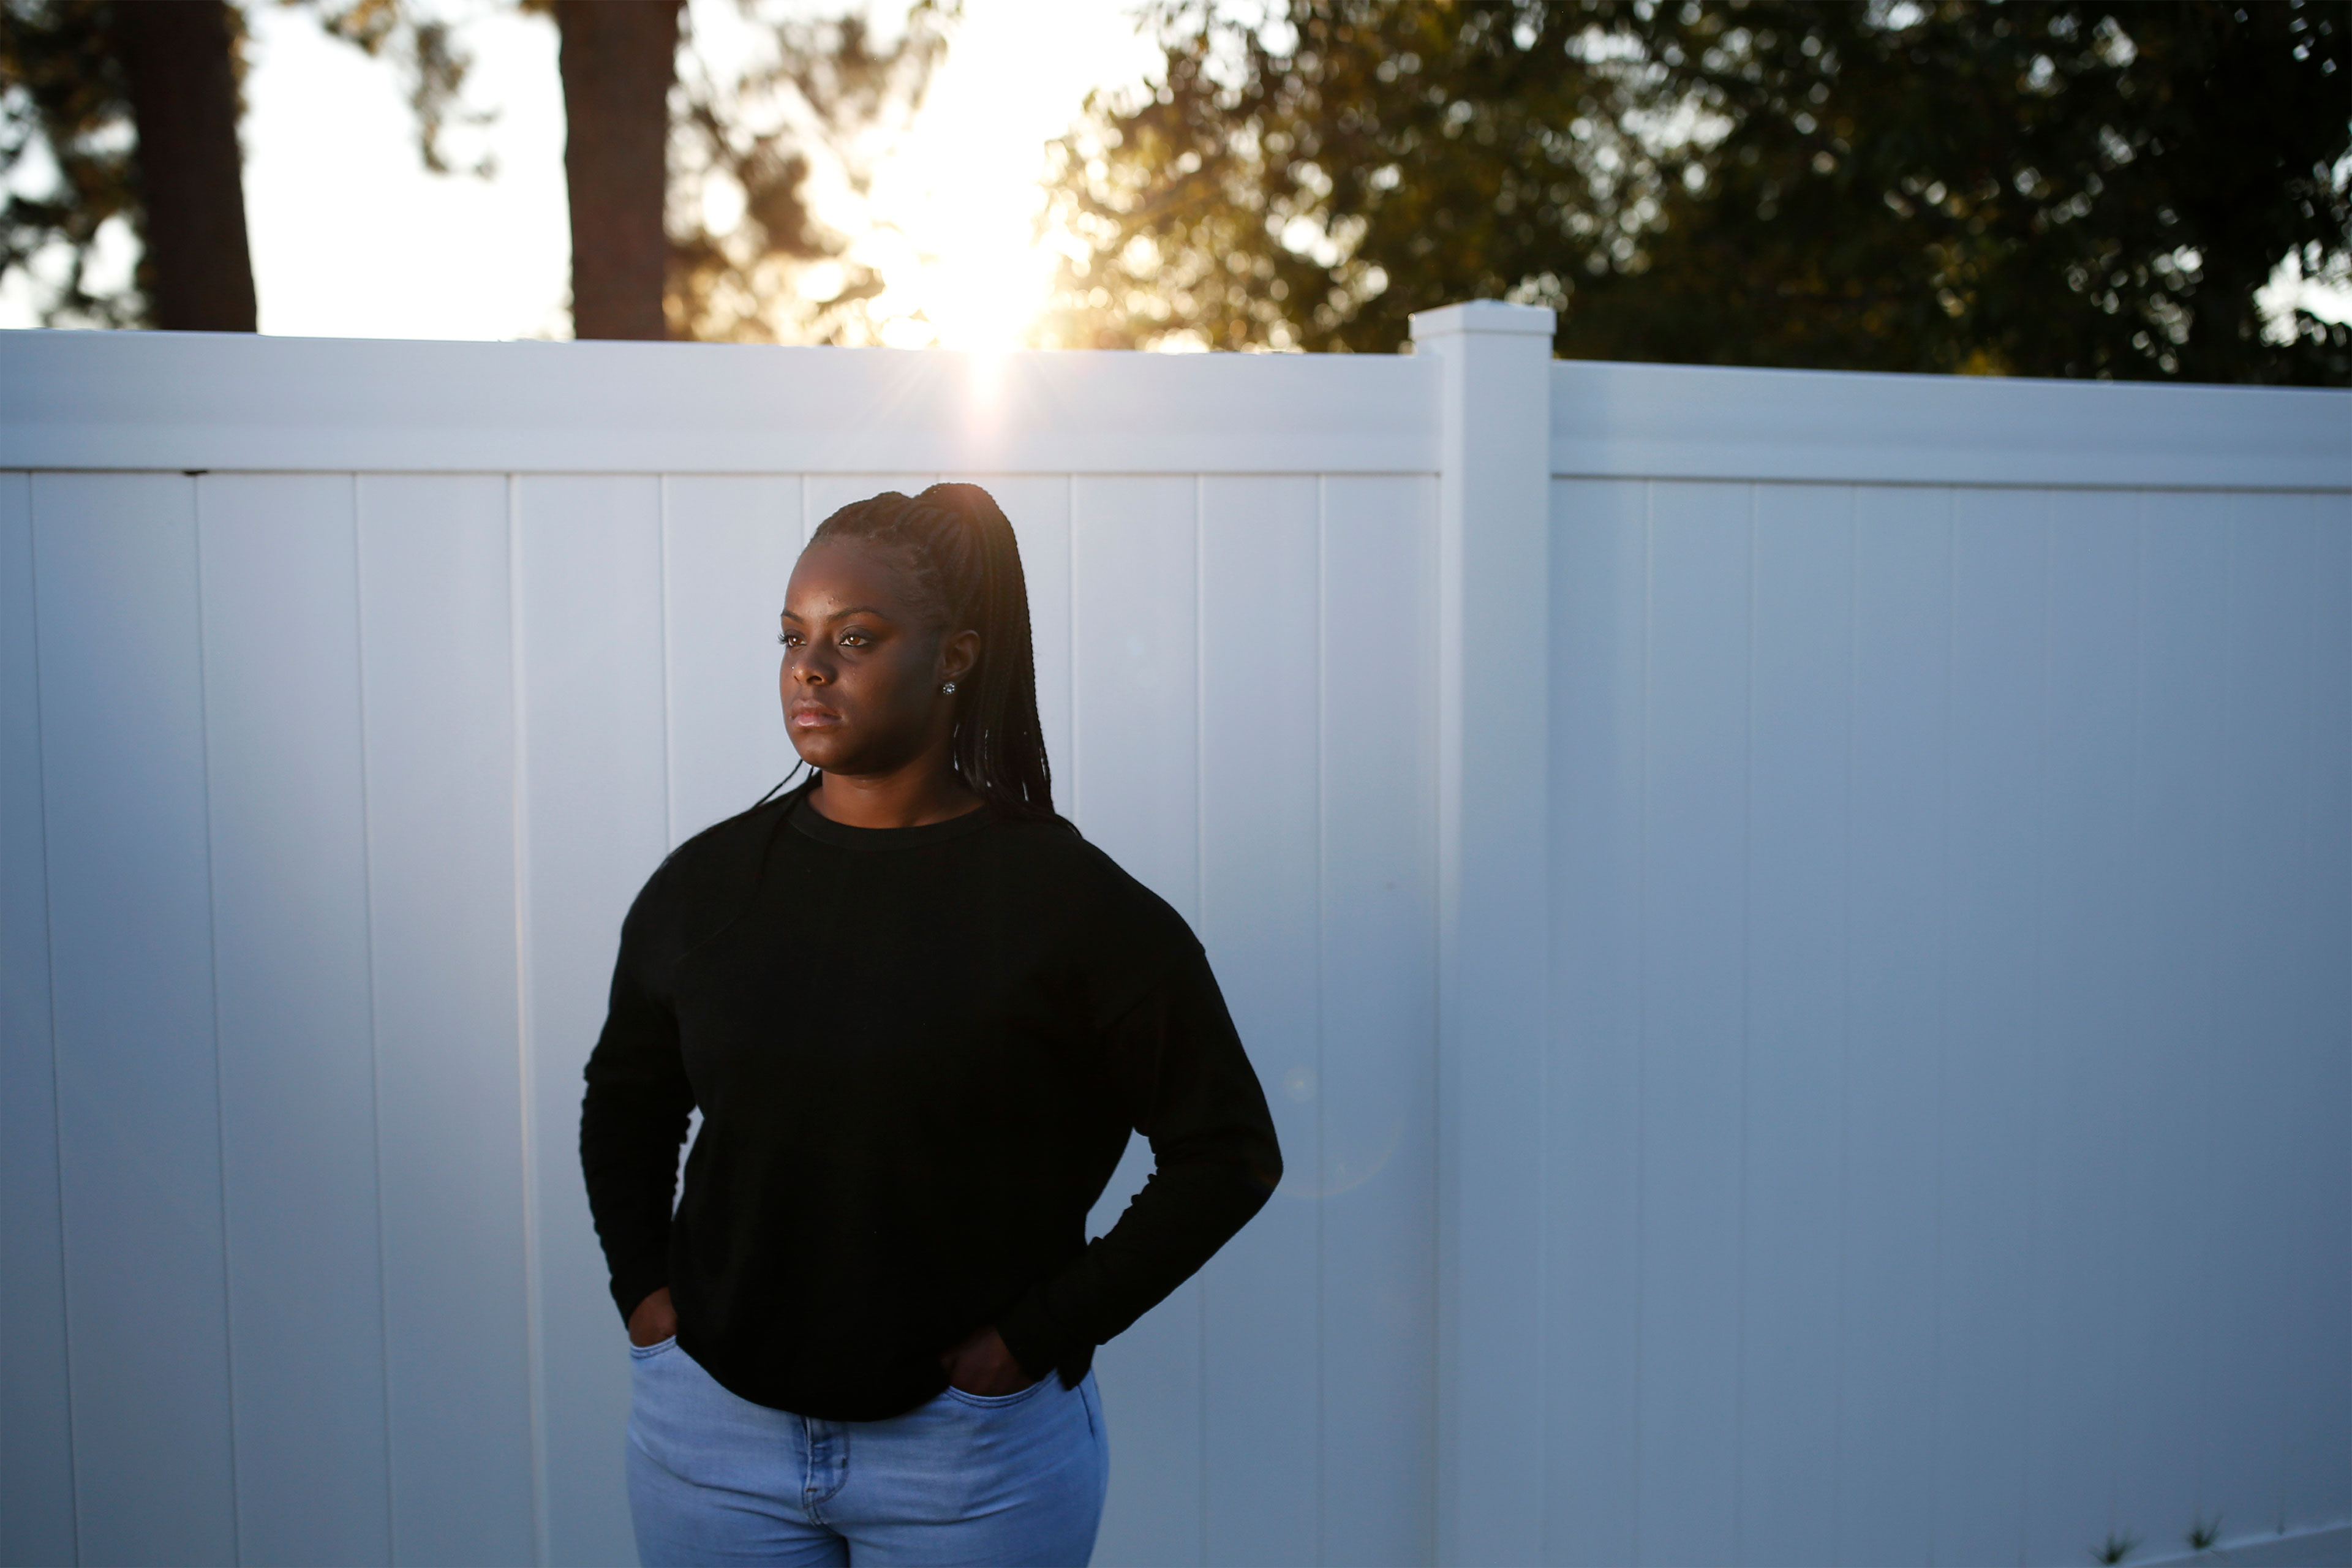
[940,1325,1031,1395]
[628,1287,677,1348]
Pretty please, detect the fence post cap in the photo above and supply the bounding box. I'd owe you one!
[1408,300,1556,339]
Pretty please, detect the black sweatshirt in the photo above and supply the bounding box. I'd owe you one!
[578,782,1283,1421]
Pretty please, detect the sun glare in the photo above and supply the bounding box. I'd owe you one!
[851,0,1155,353]
[857,159,1061,354]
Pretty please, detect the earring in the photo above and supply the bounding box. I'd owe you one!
[940,681,957,695]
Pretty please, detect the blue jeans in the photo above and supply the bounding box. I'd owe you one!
[625,1336,1109,1567]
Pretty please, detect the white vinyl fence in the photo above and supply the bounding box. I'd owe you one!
[1,311,2344,1568]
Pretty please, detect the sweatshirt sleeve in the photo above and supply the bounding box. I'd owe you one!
[995,941,1282,1376]
[578,876,696,1325]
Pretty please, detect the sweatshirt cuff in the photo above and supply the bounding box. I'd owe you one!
[611,1272,669,1328]
[995,1293,1080,1381]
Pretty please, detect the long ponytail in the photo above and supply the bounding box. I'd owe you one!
[804,483,1058,821]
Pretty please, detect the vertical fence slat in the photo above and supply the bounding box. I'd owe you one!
[663,475,801,845]
[1317,474,1440,1568]
[32,472,239,1566]
[516,475,671,1568]
[2113,491,2229,1556]
[357,474,538,1567]
[1071,473,1205,1568]
[1196,475,1321,1568]
[197,474,392,1566]
[1544,477,1647,1568]
[1836,485,1950,1567]
[2280,491,2352,1536]
[1636,480,1751,1567]
[1933,487,2048,1568]
[2022,489,2138,1567]
[1736,484,1853,1567]
[2208,494,2318,1542]
[0,470,78,1568]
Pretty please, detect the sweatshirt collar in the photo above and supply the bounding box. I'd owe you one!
[786,786,992,851]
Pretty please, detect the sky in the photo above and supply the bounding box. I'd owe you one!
[7,0,1163,347]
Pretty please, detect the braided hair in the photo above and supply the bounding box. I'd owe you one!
[797,482,1058,821]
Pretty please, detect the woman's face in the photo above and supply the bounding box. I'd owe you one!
[778,540,975,777]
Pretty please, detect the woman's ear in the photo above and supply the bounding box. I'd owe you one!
[941,628,981,685]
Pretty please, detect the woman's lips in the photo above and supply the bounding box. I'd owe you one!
[790,704,842,729]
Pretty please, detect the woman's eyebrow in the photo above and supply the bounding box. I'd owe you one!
[779,606,891,620]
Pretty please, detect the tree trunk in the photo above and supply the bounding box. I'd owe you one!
[555,0,682,340]
[109,0,257,332]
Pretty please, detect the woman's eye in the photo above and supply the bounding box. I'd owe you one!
[839,632,869,647]
[777,631,800,647]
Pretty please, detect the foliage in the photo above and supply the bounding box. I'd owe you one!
[2,0,150,326]
[666,1,949,344]
[1042,0,2351,383]
[1042,1,1645,352]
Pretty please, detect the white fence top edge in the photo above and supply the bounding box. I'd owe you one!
[1553,357,2352,491]
[5,326,2343,491]
[0,329,1441,477]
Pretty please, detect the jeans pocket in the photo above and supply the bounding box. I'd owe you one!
[944,1373,1051,1409]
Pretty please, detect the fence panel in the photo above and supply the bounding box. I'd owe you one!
[1542,439,2351,1568]
[1,330,2343,1568]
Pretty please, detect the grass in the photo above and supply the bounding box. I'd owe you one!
[2094,1528,2143,1564]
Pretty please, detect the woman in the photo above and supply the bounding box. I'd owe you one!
[579,483,1282,1567]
